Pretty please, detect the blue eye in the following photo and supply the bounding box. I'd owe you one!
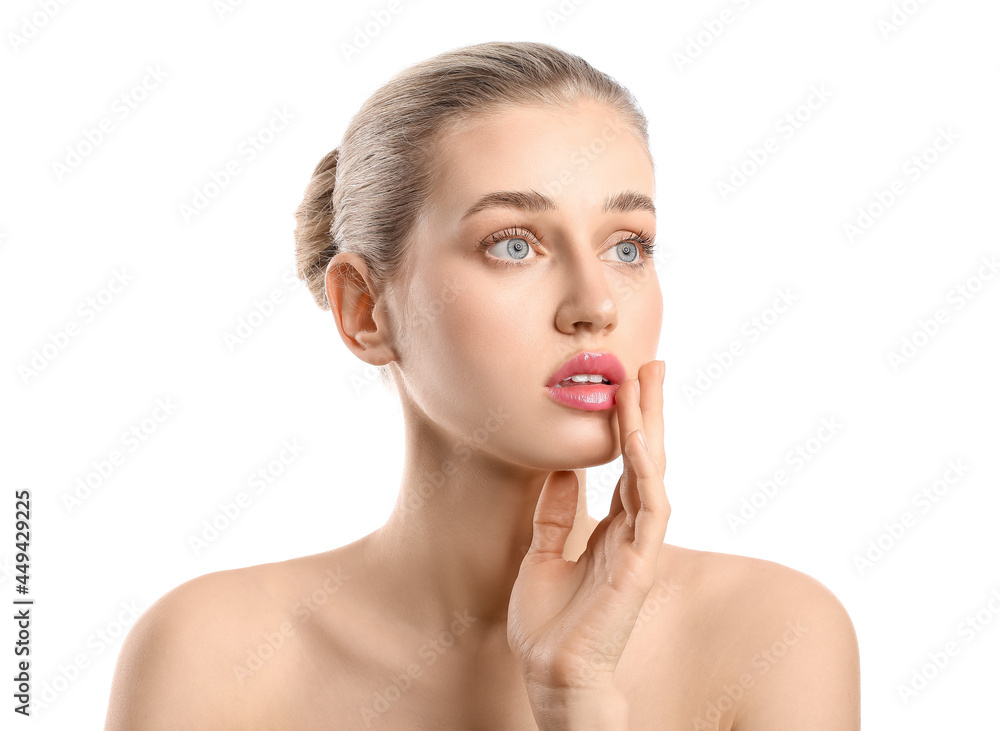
[615,241,639,264]
[496,236,531,261]
[475,226,656,270]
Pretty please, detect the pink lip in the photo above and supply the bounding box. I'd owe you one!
[544,351,626,412]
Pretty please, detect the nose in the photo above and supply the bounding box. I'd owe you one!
[554,250,619,335]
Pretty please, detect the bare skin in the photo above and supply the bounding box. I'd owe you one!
[104,100,860,730]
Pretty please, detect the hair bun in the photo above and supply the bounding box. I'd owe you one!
[294,147,341,309]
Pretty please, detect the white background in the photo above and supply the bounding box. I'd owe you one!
[2,0,998,728]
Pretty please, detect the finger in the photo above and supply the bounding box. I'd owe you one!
[525,470,581,564]
[615,377,643,529]
[624,426,671,560]
[638,360,666,479]
[608,472,625,522]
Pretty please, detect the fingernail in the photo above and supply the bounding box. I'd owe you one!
[635,380,641,406]
[637,428,649,452]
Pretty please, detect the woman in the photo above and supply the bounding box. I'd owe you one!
[105,42,860,729]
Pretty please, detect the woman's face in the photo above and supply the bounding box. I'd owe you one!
[393,98,662,470]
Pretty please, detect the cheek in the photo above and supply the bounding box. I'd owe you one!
[449,290,518,348]
[617,274,663,350]
[420,259,526,350]
[430,279,547,405]
[640,276,664,332]
[402,286,536,447]
[402,269,513,388]
[434,288,526,403]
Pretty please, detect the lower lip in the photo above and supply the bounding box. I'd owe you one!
[544,383,621,411]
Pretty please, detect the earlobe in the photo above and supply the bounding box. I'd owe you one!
[325,253,396,367]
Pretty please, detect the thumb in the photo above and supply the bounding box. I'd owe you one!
[525,470,581,563]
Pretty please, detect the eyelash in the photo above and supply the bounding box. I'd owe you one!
[475,226,657,270]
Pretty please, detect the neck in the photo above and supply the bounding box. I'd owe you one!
[364,410,597,640]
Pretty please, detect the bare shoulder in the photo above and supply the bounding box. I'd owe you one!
[676,545,853,613]
[103,561,308,730]
[659,545,861,730]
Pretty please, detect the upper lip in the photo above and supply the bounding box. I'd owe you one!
[546,351,626,387]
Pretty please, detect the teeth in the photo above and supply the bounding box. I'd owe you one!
[558,374,610,386]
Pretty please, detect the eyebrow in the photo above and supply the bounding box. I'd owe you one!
[460,189,655,219]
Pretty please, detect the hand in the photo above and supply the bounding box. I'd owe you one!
[507,359,670,693]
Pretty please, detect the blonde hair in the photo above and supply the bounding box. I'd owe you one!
[293,41,650,385]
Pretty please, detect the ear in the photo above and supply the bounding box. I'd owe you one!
[325,252,396,367]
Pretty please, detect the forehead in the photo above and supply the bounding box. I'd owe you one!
[425,99,654,220]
